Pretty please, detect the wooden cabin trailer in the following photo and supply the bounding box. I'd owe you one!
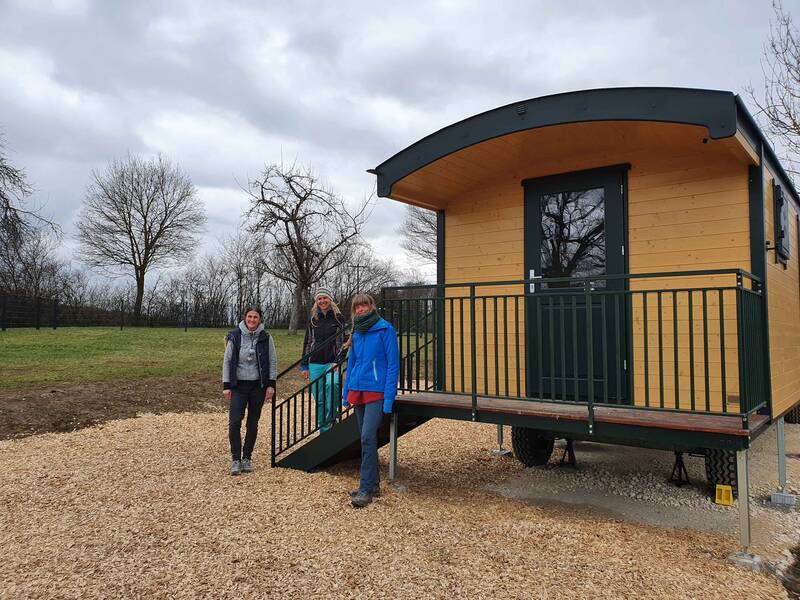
[270,88,799,550]
[369,88,800,549]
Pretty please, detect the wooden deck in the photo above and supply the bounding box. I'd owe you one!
[397,392,769,438]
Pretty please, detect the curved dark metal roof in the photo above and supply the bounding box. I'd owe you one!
[371,87,796,205]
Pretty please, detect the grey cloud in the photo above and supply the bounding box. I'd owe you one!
[0,0,783,273]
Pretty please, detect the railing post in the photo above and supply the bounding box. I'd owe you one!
[34,296,41,330]
[435,284,445,391]
[585,280,595,436]
[470,284,478,421]
[1,293,6,331]
[183,296,188,332]
[389,412,398,481]
[271,385,277,468]
[52,297,58,330]
[735,275,747,427]
[120,300,125,331]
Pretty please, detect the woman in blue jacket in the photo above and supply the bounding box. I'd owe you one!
[342,293,399,508]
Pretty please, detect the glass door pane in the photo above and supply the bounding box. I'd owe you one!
[540,187,605,288]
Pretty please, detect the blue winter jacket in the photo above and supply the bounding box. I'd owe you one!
[341,317,400,414]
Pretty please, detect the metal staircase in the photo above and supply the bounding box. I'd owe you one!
[270,312,434,471]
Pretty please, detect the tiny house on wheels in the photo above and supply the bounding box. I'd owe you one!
[270,88,800,550]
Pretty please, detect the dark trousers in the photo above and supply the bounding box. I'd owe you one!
[229,380,265,460]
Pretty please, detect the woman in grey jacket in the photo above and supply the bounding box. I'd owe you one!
[223,306,277,475]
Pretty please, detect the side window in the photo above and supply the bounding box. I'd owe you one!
[775,183,790,265]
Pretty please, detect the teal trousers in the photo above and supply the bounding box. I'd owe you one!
[309,362,340,431]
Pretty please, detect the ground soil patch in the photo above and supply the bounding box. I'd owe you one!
[0,372,306,439]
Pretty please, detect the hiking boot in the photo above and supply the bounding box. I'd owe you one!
[351,491,373,508]
[230,460,241,476]
[350,486,380,498]
[241,458,253,473]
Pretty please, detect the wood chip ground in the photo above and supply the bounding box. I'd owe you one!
[0,413,787,599]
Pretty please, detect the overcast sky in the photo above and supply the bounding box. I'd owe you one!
[1,0,795,280]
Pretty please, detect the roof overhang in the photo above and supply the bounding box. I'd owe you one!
[371,87,800,208]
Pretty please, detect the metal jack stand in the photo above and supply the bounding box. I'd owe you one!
[770,418,797,506]
[669,451,690,487]
[491,424,512,456]
[548,438,577,469]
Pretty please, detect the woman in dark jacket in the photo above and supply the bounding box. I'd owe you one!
[223,306,277,475]
[342,293,399,508]
[300,287,348,432]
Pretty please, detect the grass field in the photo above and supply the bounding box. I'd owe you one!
[0,327,305,389]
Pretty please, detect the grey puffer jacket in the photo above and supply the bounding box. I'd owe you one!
[223,321,277,388]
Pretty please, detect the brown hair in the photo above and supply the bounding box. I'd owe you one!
[350,293,375,317]
[242,305,263,320]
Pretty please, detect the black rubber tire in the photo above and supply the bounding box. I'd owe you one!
[784,405,800,424]
[511,427,555,467]
[704,448,737,489]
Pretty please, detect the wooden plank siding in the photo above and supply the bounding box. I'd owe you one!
[764,170,800,418]
[432,122,753,415]
[627,159,750,413]
[445,183,527,396]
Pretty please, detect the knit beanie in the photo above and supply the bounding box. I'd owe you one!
[314,287,335,302]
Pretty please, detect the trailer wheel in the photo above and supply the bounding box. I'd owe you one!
[704,449,737,489]
[784,406,800,424]
[511,427,555,467]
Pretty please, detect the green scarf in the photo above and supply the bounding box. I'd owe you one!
[353,310,380,333]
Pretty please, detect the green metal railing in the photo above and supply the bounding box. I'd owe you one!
[270,308,439,466]
[382,269,769,431]
[271,328,352,466]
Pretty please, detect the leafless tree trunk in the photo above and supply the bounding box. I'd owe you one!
[747,1,800,179]
[74,154,206,321]
[246,161,370,334]
[398,205,437,264]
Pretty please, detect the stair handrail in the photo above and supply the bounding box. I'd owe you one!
[276,328,349,381]
[271,313,437,466]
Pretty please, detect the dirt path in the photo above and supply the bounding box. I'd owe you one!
[0,412,786,599]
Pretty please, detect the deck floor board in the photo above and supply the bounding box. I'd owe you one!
[397,392,769,436]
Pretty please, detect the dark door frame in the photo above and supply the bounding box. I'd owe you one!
[522,163,631,403]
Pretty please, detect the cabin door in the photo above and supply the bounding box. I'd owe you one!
[524,166,629,405]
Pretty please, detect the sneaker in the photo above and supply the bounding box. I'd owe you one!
[349,486,380,498]
[351,491,373,508]
[241,458,253,473]
[230,460,241,476]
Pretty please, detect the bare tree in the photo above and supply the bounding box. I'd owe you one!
[0,137,35,248]
[747,1,800,179]
[1,135,60,245]
[75,154,206,320]
[324,245,402,306]
[0,225,75,298]
[398,205,437,265]
[220,231,271,317]
[246,161,369,334]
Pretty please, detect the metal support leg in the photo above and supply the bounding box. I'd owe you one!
[491,424,512,456]
[778,417,787,490]
[736,449,751,552]
[388,413,398,482]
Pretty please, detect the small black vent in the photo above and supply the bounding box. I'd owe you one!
[516,104,527,116]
